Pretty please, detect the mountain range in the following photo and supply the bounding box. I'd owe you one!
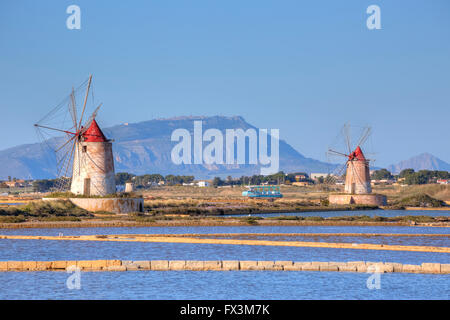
[0,116,334,180]
[387,153,450,174]
[0,116,448,180]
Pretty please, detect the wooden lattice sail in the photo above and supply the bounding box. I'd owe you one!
[34,75,116,196]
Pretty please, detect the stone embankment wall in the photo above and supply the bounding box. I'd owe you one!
[0,260,449,274]
[43,197,144,214]
[329,194,387,206]
[69,198,144,213]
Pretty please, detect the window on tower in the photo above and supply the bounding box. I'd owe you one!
[82,146,87,153]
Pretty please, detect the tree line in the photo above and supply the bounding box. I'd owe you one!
[21,168,450,192]
[115,173,195,188]
[371,168,450,185]
[212,172,313,187]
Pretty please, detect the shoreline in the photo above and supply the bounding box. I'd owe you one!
[0,217,448,229]
[1,199,448,229]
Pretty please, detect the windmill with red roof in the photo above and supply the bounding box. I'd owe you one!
[34,75,115,196]
[327,124,372,194]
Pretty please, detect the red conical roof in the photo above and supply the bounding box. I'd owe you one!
[349,146,366,161]
[82,119,108,142]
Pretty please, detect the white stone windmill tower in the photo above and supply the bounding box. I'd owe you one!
[327,124,372,195]
[34,75,116,196]
[327,124,386,206]
[70,117,115,196]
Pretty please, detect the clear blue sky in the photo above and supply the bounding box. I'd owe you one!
[1,0,449,168]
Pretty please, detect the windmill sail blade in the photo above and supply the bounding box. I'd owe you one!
[77,74,93,130]
[327,149,349,158]
[69,87,78,130]
[80,103,102,135]
[357,126,371,147]
[55,135,77,153]
[62,140,76,179]
[344,123,352,154]
[34,124,76,136]
[334,161,348,177]
[77,141,82,177]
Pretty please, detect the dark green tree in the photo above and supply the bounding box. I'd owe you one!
[371,169,393,180]
[212,177,223,187]
[399,169,415,178]
[115,172,135,185]
[32,179,58,192]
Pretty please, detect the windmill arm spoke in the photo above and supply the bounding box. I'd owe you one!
[357,127,371,147]
[34,124,76,135]
[80,103,102,133]
[55,135,77,153]
[328,149,349,157]
[70,87,78,130]
[78,75,93,130]
[62,141,76,180]
[344,123,352,154]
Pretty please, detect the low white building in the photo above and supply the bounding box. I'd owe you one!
[197,181,210,187]
[310,173,330,180]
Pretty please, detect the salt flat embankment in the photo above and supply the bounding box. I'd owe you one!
[1,234,449,253]
[0,260,449,274]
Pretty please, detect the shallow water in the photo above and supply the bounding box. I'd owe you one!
[0,215,449,300]
[225,209,450,218]
[0,270,448,300]
[0,236,449,264]
[203,234,450,247]
[1,224,449,236]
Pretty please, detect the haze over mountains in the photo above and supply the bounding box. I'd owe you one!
[0,116,448,180]
[0,116,334,180]
[387,153,450,174]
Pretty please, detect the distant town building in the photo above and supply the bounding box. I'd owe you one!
[4,181,20,188]
[4,180,28,188]
[437,179,449,185]
[310,173,329,180]
[197,180,210,187]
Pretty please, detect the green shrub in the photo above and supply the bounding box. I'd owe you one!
[304,216,325,221]
[240,216,262,225]
[272,215,300,220]
[134,217,157,223]
[0,215,26,223]
[0,200,91,220]
[397,193,445,208]
[37,216,81,222]
[128,211,145,217]
[22,200,90,217]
